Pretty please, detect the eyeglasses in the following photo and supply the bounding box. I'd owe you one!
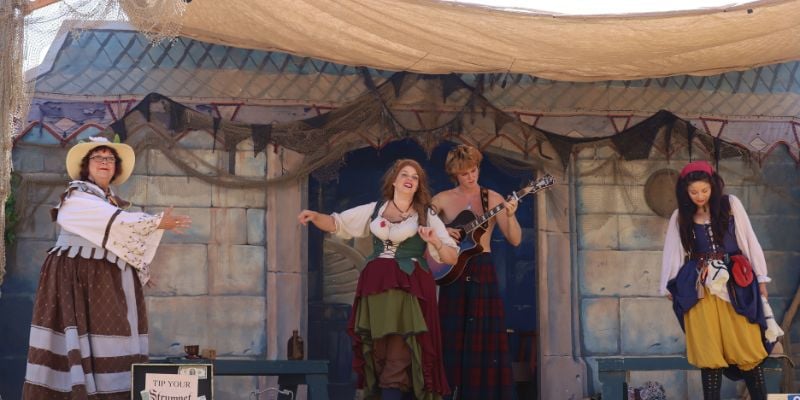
[89,156,117,164]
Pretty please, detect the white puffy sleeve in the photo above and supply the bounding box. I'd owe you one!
[729,195,770,282]
[330,202,377,240]
[660,210,685,296]
[425,211,458,263]
[57,190,164,282]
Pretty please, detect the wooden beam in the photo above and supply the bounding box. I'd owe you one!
[779,280,800,392]
[22,0,62,15]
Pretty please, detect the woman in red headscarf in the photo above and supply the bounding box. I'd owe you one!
[659,161,778,400]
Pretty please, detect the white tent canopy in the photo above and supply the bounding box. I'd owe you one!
[124,0,800,81]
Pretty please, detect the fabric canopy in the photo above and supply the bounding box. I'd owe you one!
[124,0,800,82]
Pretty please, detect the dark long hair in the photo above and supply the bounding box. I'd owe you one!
[380,159,432,226]
[675,170,730,252]
[79,145,123,184]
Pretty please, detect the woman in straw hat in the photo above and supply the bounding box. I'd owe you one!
[22,137,192,400]
[660,160,778,400]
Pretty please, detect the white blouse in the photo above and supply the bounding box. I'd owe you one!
[55,182,165,284]
[659,194,770,299]
[330,201,457,262]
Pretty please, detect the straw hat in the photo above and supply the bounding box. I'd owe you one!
[66,137,135,185]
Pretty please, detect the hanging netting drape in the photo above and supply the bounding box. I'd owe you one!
[0,0,27,294]
[1,0,190,293]
[8,0,799,293]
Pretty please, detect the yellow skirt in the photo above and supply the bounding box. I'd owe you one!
[684,288,766,371]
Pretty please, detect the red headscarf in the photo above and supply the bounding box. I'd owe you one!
[679,160,713,178]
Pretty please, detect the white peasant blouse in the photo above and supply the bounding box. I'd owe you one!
[330,201,457,263]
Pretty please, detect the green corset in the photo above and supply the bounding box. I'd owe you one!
[367,201,429,275]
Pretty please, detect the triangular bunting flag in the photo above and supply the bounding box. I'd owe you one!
[168,102,187,133]
[687,122,697,159]
[252,124,272,156]
[494,112,515,135]
[701,118,726,137]
[305,113,330,129]
[105,100,134,121]
[611,110,676,160]
[518,113,539,126]
[214,104,241,121]
[212,117,221,152]
[544,131,577,170]
[442,74,464,103]
[136,94,155,122]
[110,119,128,142]
[389,72,406,98]
[610,116,631,133]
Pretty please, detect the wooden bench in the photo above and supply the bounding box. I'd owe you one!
[154,358,329,400]
[597,356,783,400]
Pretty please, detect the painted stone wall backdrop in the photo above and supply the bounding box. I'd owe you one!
[5,123,799,399]
[576,144,800,399]
[3,128,270,399]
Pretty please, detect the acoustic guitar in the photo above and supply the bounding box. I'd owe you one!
[427,174,555,285]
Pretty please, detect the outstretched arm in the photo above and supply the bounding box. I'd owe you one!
[157,206,193,233]
[297,210,336,232]
[56,191,186,285]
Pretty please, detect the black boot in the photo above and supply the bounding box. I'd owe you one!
[742,365,767,400]
[701,368,723,400]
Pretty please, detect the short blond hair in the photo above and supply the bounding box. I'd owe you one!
[445,145,482,181]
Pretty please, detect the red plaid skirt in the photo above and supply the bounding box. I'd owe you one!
[438,253,513,400]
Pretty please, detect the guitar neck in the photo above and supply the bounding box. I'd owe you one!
[464,189,522,233]
[459,175,554,234]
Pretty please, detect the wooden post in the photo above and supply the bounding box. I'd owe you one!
[265,145,308,359]
[779,280,800,392]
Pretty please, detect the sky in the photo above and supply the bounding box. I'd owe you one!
[24,1,125,71]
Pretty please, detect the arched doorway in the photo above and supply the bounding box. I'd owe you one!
[306,139,538,399]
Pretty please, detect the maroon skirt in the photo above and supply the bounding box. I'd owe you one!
[347,257,450,398]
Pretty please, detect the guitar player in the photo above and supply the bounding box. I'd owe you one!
[431,144,520,400]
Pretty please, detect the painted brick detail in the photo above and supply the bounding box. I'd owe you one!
[620,298,685,355]
[582,298,620,354]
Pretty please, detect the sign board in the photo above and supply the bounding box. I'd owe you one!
[132,363,213,400]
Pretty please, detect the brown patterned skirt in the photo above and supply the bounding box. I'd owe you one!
[23,251,149,400]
